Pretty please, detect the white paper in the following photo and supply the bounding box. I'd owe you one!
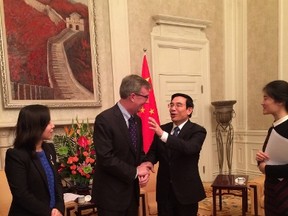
[265,129,288,165]
[64,193,82,203]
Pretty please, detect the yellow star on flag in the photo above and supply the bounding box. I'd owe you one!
[140,106,145,113]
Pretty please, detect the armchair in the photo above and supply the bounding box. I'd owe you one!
[141,162,158,216]
[248,175,265,216]
[0,170,12,216]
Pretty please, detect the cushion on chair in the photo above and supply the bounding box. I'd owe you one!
[260,196,264,208]
[142,163,159,215]
[248,175,265,216]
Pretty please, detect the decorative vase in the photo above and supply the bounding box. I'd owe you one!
[211,100,237,174]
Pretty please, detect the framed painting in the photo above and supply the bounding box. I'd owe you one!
[0,0,101,108]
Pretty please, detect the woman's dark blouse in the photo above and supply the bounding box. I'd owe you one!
[262,118,288,215]
[264,119,288,178]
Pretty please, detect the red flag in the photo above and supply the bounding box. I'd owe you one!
[138,54,160,153]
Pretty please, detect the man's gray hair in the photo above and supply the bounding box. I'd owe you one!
[119,74,150,99]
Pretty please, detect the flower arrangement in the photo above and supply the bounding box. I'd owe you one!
[54,118,96,186]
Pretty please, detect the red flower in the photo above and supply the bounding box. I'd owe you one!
[72,156,79,162]
[70,164,77,170]
[78,136,89,148]
[67,157,74,164]
[86,157,95,164]
[71,170,77,175]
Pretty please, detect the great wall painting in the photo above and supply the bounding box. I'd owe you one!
[0,0,99,107]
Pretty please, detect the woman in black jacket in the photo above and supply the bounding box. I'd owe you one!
[5,104,64,216]
[256,80,288,215]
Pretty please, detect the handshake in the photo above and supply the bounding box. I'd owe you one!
[137,161,154,187]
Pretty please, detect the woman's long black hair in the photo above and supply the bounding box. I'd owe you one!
[13,104,51,154]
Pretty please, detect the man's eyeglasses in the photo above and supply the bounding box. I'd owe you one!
[168,103,184,108]
[135,93,149,99]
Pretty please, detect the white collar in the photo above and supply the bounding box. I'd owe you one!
[173,119,188,131]
[273,115,288,127]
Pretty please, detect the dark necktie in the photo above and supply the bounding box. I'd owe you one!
[128,116,137,151]
[173,126,180,136]
[167,126,180,158]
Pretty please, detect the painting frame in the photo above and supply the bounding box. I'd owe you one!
[0,0,101,109]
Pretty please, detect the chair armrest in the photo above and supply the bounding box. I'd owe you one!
[248,175,265,198]
[248,175,265,216]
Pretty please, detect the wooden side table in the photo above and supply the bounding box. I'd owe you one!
[211,174,249,216]
[249,184,259,216]
[75,201,97,216]
[65,201,77,216]
[65,200,97,216]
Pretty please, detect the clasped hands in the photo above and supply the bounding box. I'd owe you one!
[136,117,162,187]
[51,208,62,216]
[137,161,155,187]
[256,151,269,173]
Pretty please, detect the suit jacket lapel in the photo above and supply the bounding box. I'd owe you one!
[43,143,57,173]
[164,123,174,159]
[134,116,142,158]
[169,120,192,158]
[32,153,49,187]
[177,120,192,138]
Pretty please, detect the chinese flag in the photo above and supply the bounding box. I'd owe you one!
[138,54,160,153]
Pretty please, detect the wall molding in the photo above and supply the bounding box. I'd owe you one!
[279,0,288,80]
[211,129,265,178]
[235,130,266,177]
[108,0,131,102]
[224,0,248,130]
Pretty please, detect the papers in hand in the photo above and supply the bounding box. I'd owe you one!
[265,129,288,165]
[64,193,82,203]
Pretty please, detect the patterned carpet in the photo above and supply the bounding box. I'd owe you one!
[198,182,253,216]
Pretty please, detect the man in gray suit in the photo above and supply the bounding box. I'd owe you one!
[142,93,207,216]
[92,74,151,216]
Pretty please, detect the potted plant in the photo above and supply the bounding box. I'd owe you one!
[54,118,96,193]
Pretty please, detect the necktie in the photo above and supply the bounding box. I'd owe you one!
[173,126,180,136]
[167,126,180,158]
[128,116,137,151]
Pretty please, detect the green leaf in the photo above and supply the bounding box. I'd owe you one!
[58,146,69,156]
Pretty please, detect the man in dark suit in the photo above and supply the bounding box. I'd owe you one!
[142,93,207,216]
[92,74,151,216]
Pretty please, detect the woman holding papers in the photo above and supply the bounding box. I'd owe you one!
[256,80,288,215]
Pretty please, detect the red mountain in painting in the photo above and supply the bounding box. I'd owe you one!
[3,0,93,94]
